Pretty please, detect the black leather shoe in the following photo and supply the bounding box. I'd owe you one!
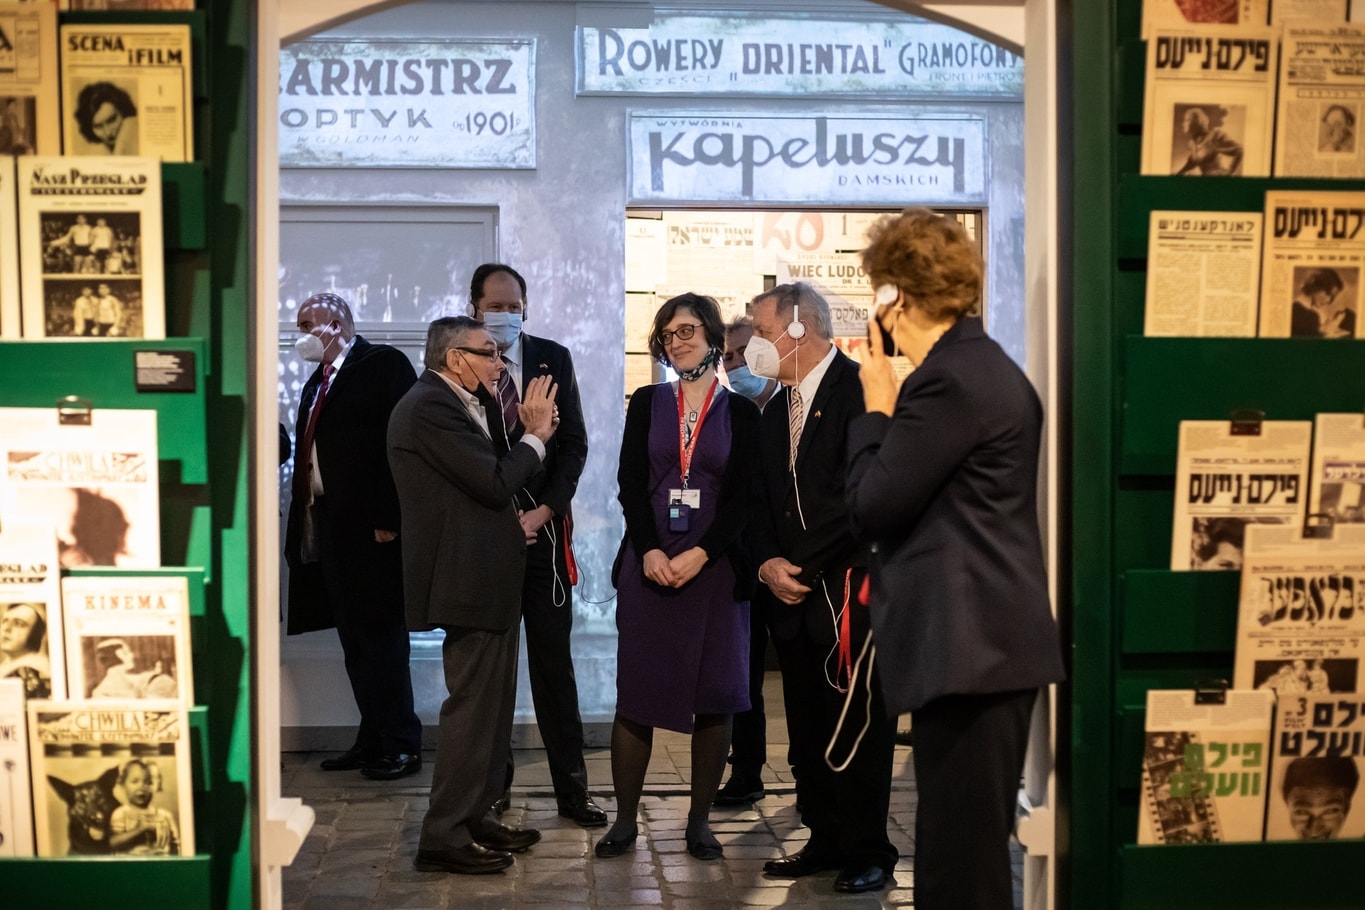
[470,821,541,853]
[360,753,422,781]
[413,843,513,875]
[713,774,765,806]
[319,745,374,771]
[492,788,511,815]
[593,828,637,858]
[558,797,608,828]
[833,864,890,893]
[763,846,843,878]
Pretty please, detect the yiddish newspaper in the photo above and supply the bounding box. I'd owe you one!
[1141,26,1278,176]
[1170,420,1312,571]
[62,574,192,703]
[1145,210,1262,336]
[28,700,193,856]
[0,527,65,700]
[1310,413,1365,525]
[0,0,59,154]
[1139,688,1274,844]
[1,157,17,338]
[1258,189,1365,338]
[1141,0,1268,38]
[0,678,34,856]
[1266,690,1365,840]
[59,22,192,161]
[1274,23,1365,178]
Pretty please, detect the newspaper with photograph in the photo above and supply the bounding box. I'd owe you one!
[0,0,59,155]
[61,574,192,703]
[1266,691,1365,841]
[0,407,160,569]
[0,678,34,856]
[1310,413,1365,526]
[1232,522,1365,699]
[1170,419,1312,571]
[1141,25,1278,176]
[1138,688,1275,844]
[1274,23,1365,178]
[1258,189,1365,339]
[1141,0,1268,38]
[27,699,193,856]
[0,526,65,701]
[15,155,164,339]
[1144,210,1262,336]
[59,22,192,161]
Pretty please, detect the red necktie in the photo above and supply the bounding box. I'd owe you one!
[496,370,520,437]
[293,364,334,502]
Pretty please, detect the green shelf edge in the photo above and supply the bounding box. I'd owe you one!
[1118,841,1365,910]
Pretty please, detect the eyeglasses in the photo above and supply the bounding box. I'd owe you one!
[456,346,502,360]
[658,323,701,346]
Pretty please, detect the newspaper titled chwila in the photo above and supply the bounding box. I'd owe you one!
[1170,420,1312,571]
[1145,210,1262,336]
[1141,26,1278,177]
[1258,190,1365,339]
[59,23,192,161]
[1274,23,1365,179]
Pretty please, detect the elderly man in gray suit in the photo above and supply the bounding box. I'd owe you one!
[387,315,560,875]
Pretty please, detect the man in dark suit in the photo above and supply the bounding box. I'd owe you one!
[283,292,422,780]
[468,263,604,828]
[388,315,559,875]
[747,283,897,894]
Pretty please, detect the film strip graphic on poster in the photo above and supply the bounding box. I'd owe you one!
[1142,731,1225,844]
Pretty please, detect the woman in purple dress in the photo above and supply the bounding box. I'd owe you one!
[596,292,760,862]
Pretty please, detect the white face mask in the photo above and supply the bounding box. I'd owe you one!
[481,312,523,348]
[743,332,796,380]
[295,331,327,363]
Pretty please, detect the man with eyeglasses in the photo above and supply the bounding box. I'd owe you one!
[388,315,560,875]
[467,264,602,828]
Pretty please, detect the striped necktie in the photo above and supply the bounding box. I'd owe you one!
[496,370,520,437]
[788,384,803,472]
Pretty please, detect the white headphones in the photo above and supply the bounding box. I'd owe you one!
[788,302,806,339]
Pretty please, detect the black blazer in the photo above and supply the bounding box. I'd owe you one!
[284,336,416,633]
[387,371,545,632]
[751,349,868,640]
[845,317,1066,715]
[512,334,588,517]
[614,382,760,601]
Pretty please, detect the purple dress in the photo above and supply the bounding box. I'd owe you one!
[615,383,750,733]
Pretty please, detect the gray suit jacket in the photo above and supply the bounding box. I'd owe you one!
[387,370,544,632]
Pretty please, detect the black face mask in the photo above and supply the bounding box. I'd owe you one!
[872,304,900,356]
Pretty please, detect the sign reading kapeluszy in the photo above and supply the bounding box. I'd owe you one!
[628,112,986,204]
[578,15,1022,99]
[279,38,535,168]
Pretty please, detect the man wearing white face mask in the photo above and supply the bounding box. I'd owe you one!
[467,264,603,828]
[284,292,423,780]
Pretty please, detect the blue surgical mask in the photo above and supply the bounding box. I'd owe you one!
[726,364,769,400]
[481,312,523,348]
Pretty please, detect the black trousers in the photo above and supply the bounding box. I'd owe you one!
[728,586,775,780]
[911,688,1038,910]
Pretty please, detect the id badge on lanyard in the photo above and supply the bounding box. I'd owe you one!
[668,379,717,533]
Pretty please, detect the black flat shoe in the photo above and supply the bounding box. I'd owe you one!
[686,836,723,861]
[360,753,421,780]
[558,797,608,828]
[594,829,638,858]
[319,745,374,771]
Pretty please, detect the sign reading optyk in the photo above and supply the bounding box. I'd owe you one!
[628,112,987,204]
[279,38,535,168]
[579,15,1021,98]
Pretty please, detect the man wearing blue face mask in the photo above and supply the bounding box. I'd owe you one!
[284,292,423,780]
[468,264,603,828]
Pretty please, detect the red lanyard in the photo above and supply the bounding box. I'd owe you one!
[676,378,718,489]
[836,569,854,693]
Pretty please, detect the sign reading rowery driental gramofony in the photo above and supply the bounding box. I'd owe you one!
[279,39,535,167]
[579,15,1022,98]
[628,112,987,204]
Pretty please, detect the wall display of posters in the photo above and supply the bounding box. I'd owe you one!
[59,23,192,161]
[1310,413,1365,525]
[1266,692,1365,841]
[1270,0,1351,22]
[0,0,59,155]
[1138,688,1275,844]
[0,527,64,701]
[1141,0,1268,38]
[1258,190,1365,339]
[1140,26,1278,177]
[1274,24,1365,178]
[1144,210,1262,336]
[1232,522,1365,696]
[278,39,535,168]
[1,156,17,338]
[61,575,192,703]
[577,14,1023,99]
[776,251,871,337]
[16,155,164,339]
[0,407,160,569]
[625,215,666,294]
[1170,419,1312,571]
[0,678,34,856]
[28,700,193,856]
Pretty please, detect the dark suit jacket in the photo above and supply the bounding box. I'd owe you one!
[751,349,868,640]
[284,336,416,634]
[845,317,1066,715]
[513,334,588,518]
[387,370,545,632]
